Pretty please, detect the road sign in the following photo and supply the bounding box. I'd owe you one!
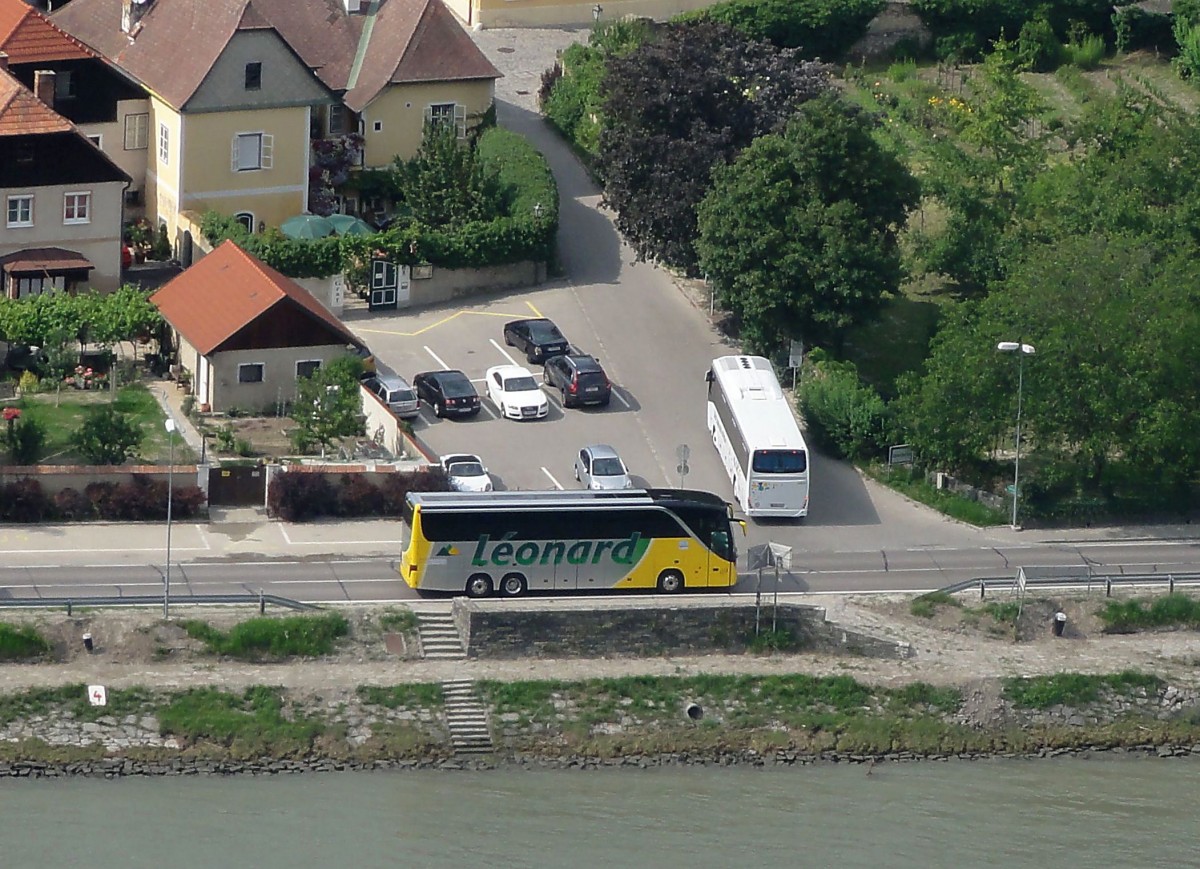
[747,543,772,571]
[788,340,804,369]
[676,461,689,477]
[675,444,690,463]
[888,444,914,466]
[768,542,793,570]
[1006,484,1017,495]
[88,685,107,707]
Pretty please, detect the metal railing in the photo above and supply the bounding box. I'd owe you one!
[0,593,318,614]
[939,571,1200,599]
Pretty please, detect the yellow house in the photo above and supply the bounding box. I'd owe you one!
[55,0,500,244]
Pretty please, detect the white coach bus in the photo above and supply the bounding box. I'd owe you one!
[705,355,809,519]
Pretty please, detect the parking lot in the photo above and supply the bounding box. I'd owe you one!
[352,279,733,497]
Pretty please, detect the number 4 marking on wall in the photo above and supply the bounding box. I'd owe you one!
[88,685,107,707]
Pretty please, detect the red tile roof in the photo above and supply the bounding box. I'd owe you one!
[150,240,363,356]
[0,66,74,136]
[0,0,96,63]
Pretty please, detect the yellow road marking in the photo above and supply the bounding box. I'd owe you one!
[356,309,527,338]
[526,300,544,318]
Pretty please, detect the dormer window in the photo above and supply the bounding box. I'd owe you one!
[245,62,262,91]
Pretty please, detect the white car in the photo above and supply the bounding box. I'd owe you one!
[485,364,549,421]
[440,453,493,493]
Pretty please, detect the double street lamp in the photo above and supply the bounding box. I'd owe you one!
[997,341,1035,530]
[164,418,176,618]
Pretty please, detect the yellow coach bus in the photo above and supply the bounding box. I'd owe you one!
[399,489,743,598]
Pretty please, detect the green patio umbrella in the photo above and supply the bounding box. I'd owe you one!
[327,214,376,236]
[280,214,335,240]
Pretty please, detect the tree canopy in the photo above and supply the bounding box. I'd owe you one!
[290,356,366,454]
[595,20,831,273]
[695,94,919,354]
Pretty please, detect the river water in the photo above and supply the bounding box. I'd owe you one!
[4,757,1197,868]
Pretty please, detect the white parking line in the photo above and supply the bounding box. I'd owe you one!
[478,403,498,420]
[541,468,565,490]
[424,346,450,370]
[611,387,632,409]
[490,338,521,367]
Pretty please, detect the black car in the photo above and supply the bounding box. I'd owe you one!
[503,318,570,364]
[411,369,482,418]
[543,352,612,408]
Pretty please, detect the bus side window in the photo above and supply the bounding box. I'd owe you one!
[710,530,731,560]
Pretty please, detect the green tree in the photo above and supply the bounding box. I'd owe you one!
[695,94,919,354]
[395,124,503,228]
[290,356,365,455]
[72,407,143,465]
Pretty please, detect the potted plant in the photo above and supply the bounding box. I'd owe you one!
[125,218,151,263]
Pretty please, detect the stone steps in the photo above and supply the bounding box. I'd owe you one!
[416,612,465,660]
[442,679,493,756]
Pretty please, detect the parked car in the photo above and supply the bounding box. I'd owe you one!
[484,364,548,420]
[574,444,633,490]
[543,352,611,408]
[363,373,420,419]
[412,369,481,418]
[503,318,570,364]
[440,453,493,492]
[3,344,48,374]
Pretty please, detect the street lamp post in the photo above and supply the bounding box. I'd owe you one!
[996,341,1035,530]
[164,418,176,619]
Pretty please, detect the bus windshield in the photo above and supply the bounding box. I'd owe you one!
[752,449,807,474]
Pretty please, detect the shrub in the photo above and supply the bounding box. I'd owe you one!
[72,407,142,465]
[798,352,889,461]
[1018,16,1063,70]
[53,487,93,520]
[910,591,961,618]
[17,371,39,394]
[5,416,46,465]
[0,623,52,661]
[680,0,886,59]
[0,478,50,523]
[267,472,336,521]
[337,473,384,517]
[1065,33,1105,69]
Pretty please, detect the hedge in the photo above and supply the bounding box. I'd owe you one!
[677,0,886,59]
[201,128,557,280]
[0,478,206,523]
[267,469,451,521]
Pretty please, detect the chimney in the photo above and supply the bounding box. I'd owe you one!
[122,0,152,35]
[34,70,56,108]
[0,52,8,73]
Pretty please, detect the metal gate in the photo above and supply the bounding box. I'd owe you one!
[207,463,266,506]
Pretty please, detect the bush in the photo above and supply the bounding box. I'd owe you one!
[269,468,450,520]
[680,0,886,59]
[53,487,93,520]
[1065,33,1105,69]
[181,613,350,660]
[798,351,889,461]
[0,623,51,661]
[17,371,39,394]
[912,0,1117,57]
[5,415,46,465]
[72,407,142,465]
[1018,16,1063,70]
[0,478,50,523]
[337,473,384,517]
[267,472,336,521]
[1098,594,1200,632]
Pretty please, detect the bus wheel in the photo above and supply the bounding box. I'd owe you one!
[465,573,493,598]
[499,573,527,598]
[657,570,685,593]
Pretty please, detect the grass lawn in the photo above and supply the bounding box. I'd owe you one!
[6,383,195,465]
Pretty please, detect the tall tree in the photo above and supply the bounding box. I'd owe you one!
[596,20,830,273]
[395,125,503,228]
[695,94,919,354]
[290,356,366,455]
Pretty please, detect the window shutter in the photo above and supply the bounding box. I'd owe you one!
[231,137,240,171]
[454,104,466,139]
[261,134,273,169]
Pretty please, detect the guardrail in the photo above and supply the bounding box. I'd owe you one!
[939,572,1200,599]
[0,593,318,614]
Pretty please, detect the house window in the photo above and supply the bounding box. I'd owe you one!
[238,363,264,384]
[124,113,149,150]
[158,122,169,164]
[15,275,65,298]
[296,360,321,379]
[234,212,255,233]
[63,192,91,225]
[426,102,466,138]
[245,62,262,91]
[328,104,347,135]
[6,195,33,228]
[56,70,77,99]
[231,133,273,172]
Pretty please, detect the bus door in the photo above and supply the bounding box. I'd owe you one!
[707,529,735,586]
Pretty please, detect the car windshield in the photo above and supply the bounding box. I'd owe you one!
[440,376,475,398]
[529,322,564,342]
[591,457,625,476]
[504,376,538,392]
[449,462,484,477]
[752,449,807,474]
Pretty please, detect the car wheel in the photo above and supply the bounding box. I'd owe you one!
[527,352,537,365]
[466,574,493,598]
[657,570,685,593]
[599,395,611,408]
[543,367,551,385]
[434,401,445,418]
[504,332,514,347]
[499,573,527,598]
[561,389,570,408]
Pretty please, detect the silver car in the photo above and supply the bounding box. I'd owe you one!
[574,444,632,490]
[364,373,420,419]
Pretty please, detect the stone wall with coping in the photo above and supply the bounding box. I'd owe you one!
[453,599,913,660]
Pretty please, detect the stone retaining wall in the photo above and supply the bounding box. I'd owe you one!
[455,600,913,660]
